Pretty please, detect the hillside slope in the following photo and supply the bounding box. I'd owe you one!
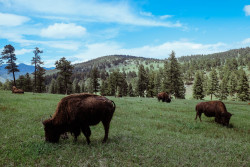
[46,55,165,76]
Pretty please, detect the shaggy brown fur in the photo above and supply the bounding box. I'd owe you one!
[195,101,232,126]
[157,92,171,103]
[12,86,24,94]
[42,93,116,144]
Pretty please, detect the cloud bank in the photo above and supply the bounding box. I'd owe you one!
[0,13,29,26]
[244,5,250,16]
[41,23,86,39]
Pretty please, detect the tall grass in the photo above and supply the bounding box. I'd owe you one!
[0,90,249,166]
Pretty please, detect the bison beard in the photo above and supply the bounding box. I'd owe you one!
[42,93,115,144]
[195,101,232,126]
[157,92,171,103]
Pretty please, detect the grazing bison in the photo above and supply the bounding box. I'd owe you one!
[157,92,171,103]
[12,86,24,94]
[195,101,232,126]
[42,93,116,144]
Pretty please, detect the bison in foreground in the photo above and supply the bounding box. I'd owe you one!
[195,101,232,126]
[42,93,116,144]
[157,92,171,103]
[12,86,24,94]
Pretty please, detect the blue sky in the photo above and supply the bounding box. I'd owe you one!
[0,0,250,67]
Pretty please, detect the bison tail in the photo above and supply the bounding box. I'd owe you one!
[111,100,116,111]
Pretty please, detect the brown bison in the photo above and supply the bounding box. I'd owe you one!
[12,86,24,94]
[157,92,171,103]
[42,93,116,144]
[195,101,232,126]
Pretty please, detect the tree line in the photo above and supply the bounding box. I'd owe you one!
[0,44,249,101]
[192,67,249,101]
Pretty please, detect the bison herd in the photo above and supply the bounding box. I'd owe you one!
[41,91,234,144]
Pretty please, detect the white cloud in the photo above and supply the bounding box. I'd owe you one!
[41,23,86,39]
[241,38,250,44]
[244,5,250,16]
[71,41,228,63]
[160,15,173,19]
[1,0,181,27]
[140,11,153,17]
[46,41,81,50]
[15,48,33,55]
[0,12,29,26]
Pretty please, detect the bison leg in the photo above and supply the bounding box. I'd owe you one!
[195,112,202,122]
[102,120,110,143]
[73,128,81,142]
[81,126,91,144]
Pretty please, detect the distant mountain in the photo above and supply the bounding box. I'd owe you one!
[0,63,55,82]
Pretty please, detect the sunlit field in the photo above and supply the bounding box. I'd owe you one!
[0,90,249,166]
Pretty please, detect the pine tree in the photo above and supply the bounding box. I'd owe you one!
[207,68,219,100]
[72,78,81,94]
[128,83,134,97]
[56,76,64,94]
[24,73,32,92]
[16,75,25,90]
[193,71,205,100]
[1,45,19,86]
[85,78,94,93]
[48,78,57,94]
[218,75,229,100]
[137,64,148,97]
[90,66,100,93]
[202,75,209,96]
[237,69,249,101]
[31,47,43,92]
[108,71,124,96]
[55,57,74,95]
[120,79,128,96]
[164,51,185,98]
[154,71,161,95]
[36,66,46,93]
[147,72,155,97]
[100,80,109,96]
[107,74,116,96]
[79,80,85,93]
[162,60,171,92]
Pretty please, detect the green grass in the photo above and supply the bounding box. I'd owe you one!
[0,90,249,166]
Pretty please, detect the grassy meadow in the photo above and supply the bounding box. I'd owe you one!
[0,90,249,166]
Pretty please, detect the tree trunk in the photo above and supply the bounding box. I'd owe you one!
[65,76,68,95]
[34,62,37,93]
[12,71,16,86]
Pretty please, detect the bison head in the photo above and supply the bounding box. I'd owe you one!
[42,119,60,143]
[165,93,171,103]
[165,98,171,103]
[221,112,232,126]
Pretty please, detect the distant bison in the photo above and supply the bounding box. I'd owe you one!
[42,93,116,144]
[12,86,24,94]
[195,101,232,126]
[157,92,171,103]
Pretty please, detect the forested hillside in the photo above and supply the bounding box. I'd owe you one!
[1,47,249,101]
